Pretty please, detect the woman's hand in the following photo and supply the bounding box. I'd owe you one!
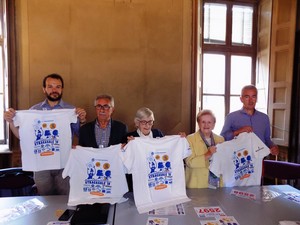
[127,136,135,142]
[205,146,217,160]
[178,132,186,137]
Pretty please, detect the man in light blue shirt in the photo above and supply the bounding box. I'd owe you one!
[220,85,279,156]
[4,73,87,195]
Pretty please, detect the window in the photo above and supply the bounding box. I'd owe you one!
[0,0,8,146]
[204,3,227,44]
[199,0,257,133]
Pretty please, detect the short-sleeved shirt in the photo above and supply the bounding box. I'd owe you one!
[120,135,191,213]
[62,144,128,206]
[13,109,77,171]
[210,132,270,187]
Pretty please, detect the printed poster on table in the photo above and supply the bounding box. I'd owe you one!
[284,192,300,204]
[194,206,226,218]
[200,216,240,225]
[146,217,168,225]
[230,189,256,200]
[219,216,240,225]
[200,220,222,225]
[148,204,185,215]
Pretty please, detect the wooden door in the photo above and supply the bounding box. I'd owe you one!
[268,0,297,146]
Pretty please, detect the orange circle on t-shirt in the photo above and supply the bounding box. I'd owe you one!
[162,155,169,161]
[40,151,54,156]
[240,174,250,179]
[103,163,110,169]
[155,184,167,190]
[90,191,104,196]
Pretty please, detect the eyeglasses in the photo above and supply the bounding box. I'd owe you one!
[139,120,154,125]
[95,104,111,110]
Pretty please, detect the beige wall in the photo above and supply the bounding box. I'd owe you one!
[14,0,193,135]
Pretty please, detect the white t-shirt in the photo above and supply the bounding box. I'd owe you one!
[13,109,77,171]
[209,132,270,187]
[120,135,191,214]
[62,145,128,206]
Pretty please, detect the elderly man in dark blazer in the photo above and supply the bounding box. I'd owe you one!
[79,94,127,148]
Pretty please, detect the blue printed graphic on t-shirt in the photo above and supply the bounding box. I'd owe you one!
[33,119,59,156]
[147,151,173,190]
[83,158,112,196]
[233,148,254,181]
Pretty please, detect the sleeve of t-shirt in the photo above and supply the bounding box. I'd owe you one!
[57,108,77,124]
[251,132,270,159]
[181,138,192,159]
[68,108,78,124]
[13,110,24,127]
[209,143,223,178]
[62,147,77,179]
[119,140,135,173]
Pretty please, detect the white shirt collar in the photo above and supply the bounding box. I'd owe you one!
[137,129,153,139]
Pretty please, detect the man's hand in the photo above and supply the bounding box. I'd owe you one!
[4,108,16,123]
[76,108,87,124]
[270,145,279,156]
[233,126,253,137]
[4,108,20,138]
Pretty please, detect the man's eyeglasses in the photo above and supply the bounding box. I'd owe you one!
[95,104,111,110]
[139,120,154,125]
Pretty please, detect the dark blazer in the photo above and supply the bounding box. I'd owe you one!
[124,128,164,192]
[79,119,128,148]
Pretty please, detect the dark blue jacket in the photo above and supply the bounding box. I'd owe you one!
[79,119,128,148]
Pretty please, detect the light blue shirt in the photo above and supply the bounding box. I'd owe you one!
[30,99,80,137]
[95,119,111,148]
[220,108,275,148]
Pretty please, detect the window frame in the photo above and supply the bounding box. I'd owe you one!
[0,0,8,145]
[0,0,17,148]
[200,0,258,117]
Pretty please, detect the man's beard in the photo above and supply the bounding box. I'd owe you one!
[46,92,62,102]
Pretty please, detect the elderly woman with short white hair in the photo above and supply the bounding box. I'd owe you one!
[125,107,164,143]
[123,107,164,192]
[185,109,224,188]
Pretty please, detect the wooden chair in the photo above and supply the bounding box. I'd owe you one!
[262,160,300,188]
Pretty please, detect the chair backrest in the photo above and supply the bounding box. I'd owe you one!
[0,167,36,197]
[262,160,300,186]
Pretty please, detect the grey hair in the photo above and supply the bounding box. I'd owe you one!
[241,85,257,96]
[94,94,115,107]
[196,109,216,123]
[134,107,155,127]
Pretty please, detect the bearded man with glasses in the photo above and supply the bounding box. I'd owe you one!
[4,73,87,195]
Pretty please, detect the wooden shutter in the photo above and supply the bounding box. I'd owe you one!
[268,0,297,146]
